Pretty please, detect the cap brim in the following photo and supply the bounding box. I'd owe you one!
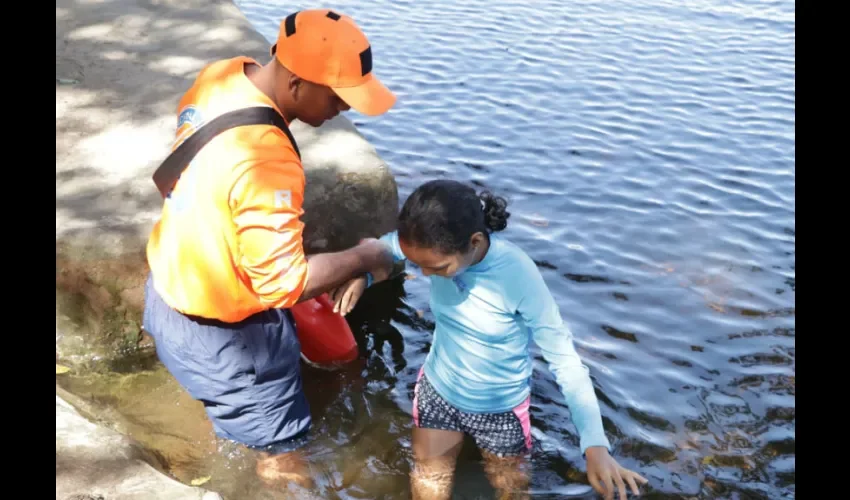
[332,76,396,117]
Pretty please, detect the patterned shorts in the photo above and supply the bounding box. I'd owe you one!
[413,369,532,457]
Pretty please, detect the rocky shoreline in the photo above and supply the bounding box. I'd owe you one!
[56,0,399,498]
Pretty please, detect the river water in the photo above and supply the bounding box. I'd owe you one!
[60,0,795,498]
[235,0,794,497]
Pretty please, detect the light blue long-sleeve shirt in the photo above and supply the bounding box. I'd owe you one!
[375,231,611,454]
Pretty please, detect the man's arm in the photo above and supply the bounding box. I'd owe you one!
[299,242,392,302]
[230,160,392,308]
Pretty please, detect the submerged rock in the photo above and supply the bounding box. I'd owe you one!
[56,392,217,500]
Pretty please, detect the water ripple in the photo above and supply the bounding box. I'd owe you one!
[233,0,793,497]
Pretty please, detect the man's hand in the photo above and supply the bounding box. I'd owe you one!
[585,446,648,499]
[329,276,368,316]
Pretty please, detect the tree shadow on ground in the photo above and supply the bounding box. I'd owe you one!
[57,0,273,245]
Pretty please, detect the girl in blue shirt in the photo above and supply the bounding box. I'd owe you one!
[330,180,647,500]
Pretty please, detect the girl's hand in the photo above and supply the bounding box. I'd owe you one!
[585,446,648,499]
[329,276,368,316]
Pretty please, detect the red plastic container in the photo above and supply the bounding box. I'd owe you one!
[290,293,359,367]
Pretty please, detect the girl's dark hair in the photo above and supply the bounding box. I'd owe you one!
[398,180,510,255]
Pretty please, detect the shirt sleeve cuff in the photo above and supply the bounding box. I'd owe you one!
[581,434,612,457]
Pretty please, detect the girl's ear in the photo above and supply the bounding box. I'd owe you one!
[469,232,486,251]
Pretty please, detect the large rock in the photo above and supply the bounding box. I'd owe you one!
[56,390,220,500]
[293,116,399,254]
[56,0,400,365]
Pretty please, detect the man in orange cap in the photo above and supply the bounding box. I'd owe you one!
[143,9,396,490]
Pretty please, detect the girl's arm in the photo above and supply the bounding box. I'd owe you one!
[377,231,407,263]
[513,258,611,456]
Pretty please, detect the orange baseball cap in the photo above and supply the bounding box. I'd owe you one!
[270,9,396,116]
